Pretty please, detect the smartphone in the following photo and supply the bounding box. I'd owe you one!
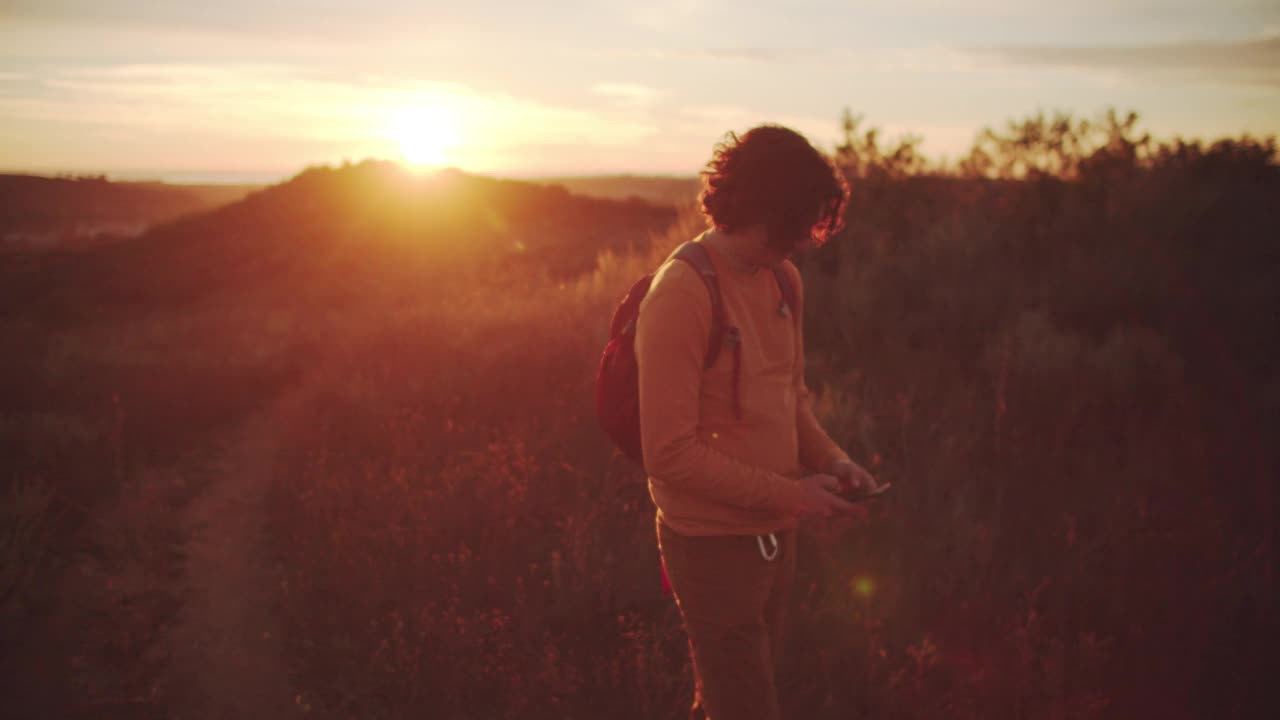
[840,482,892,502]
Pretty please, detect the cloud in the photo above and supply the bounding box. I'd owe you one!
[0,61,665,173]
[674,104,838,146]
[591,83,661,107]
[621,0,718,32]
[693,48,798,63]
[966,35,1280,88]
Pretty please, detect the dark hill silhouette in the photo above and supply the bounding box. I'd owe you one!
[0,174,257,247]
[535,174,701,206]
[17,161,677,316]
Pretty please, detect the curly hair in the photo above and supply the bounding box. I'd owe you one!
[699,124,849,252]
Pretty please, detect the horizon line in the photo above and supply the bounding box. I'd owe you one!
[0,162,704,186]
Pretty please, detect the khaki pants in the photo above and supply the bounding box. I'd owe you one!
[658,520,798,720]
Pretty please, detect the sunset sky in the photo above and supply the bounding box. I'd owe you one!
[2,1,1278,181]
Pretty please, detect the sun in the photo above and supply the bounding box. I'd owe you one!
[390,104,460,168]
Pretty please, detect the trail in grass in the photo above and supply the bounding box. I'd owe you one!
[163,411,297,720]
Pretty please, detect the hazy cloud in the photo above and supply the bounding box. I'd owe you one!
[0,61,664,173]
[695,48,792,63]
[674,104,835,145]
[968,36,1280,87]
[591,83,661,107]
[5,1,1278,174]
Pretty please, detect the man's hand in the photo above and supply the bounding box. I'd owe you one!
[796,474,858,517]
[831,459,878,494]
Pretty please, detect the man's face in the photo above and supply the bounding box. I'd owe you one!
[764,225,814,266]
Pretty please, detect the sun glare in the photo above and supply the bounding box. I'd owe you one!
[391,104,460,168]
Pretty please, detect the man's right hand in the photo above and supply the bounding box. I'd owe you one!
[795,474,858,517]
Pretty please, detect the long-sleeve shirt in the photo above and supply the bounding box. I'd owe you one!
[635,236,851,537]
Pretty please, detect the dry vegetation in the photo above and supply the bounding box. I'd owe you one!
[2,110,1276,718]
[0,174,257,247]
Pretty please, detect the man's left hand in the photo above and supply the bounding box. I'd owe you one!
[831,459,878,494]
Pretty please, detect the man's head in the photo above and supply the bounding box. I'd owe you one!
[699,125,849,262]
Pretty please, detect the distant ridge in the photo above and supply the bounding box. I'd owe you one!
[22,161,679,311]
[534,174,700,206]
[0,174,259,248]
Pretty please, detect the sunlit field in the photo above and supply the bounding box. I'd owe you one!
[2,112,1277,719]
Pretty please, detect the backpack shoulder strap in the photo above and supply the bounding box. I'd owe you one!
[771,263,797,319]
[670,241,727,369]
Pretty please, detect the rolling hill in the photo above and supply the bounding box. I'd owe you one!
[0,174,258,248]
[535,174,701,206]
[6,161,680,319]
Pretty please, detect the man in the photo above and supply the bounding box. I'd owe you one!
[635,125,879,720]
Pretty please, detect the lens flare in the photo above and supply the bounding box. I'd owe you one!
[852,576,875,599]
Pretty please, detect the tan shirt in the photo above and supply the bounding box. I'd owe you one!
[636,236,850,536]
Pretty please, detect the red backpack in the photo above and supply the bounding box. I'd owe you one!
[595,240,796,472]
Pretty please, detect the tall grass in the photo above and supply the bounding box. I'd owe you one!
[266,131,1277,717]
[266,220,692,718]
[0,299,307,717]
[4,115,1274,718]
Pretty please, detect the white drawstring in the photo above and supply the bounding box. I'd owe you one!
[756,532,779,562]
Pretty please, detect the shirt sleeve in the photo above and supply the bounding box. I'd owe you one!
[635,260,806,514]
[785,262,853,473]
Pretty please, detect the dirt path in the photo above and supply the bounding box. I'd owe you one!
[162,414,298,720]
